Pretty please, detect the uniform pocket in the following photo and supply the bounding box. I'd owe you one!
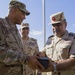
[46,45,53,58]
[57,41,72,59]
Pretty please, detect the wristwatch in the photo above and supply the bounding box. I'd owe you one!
[53,63,57,73]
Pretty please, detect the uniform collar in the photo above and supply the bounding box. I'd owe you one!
[53,30,69,41]
[62,30,69,40]
[5,17,17,29]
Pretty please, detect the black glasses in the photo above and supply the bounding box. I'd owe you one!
[22,27,29,30]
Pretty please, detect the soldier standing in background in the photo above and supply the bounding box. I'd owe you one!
[20,23,40,75]
[0,0,43,75]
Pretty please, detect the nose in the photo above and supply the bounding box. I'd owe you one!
[22,13,26,20]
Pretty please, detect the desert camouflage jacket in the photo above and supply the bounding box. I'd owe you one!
[0,17,27,75]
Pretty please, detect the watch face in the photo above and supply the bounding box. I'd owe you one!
[37,57,49,69]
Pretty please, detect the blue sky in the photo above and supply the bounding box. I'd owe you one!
[0,0,75,51]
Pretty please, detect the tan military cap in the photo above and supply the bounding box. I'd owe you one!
[21,23,29,29]
[9,0,30,15]
[50,12,65,24]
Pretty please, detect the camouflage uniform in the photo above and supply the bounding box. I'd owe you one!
[22,37,39,75]
[0,17,28,75]
[43,30,75,75]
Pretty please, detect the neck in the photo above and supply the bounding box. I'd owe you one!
[7,15,16,25]
[22,36,29,40]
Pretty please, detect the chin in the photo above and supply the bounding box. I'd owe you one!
[54,33,60,37]
[56,34,62,37]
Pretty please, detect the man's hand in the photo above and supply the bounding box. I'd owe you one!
[38,58,54,72]
[34,52,46,57]
[27,55,44,70]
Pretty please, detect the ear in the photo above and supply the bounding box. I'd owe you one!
[65,22,67,28]
[12,7,19,14]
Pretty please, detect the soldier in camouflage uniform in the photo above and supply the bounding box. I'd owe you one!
[0,0,43,75]
[37,12,75,75]
[20,23,40,75]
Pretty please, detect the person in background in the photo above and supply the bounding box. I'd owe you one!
[20,23,41,75]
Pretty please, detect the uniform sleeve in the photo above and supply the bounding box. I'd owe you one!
[69,38,75,58]
[46,38,50,45]
[46,35,53,45]
[41,37,52,56]
[34,40,39,52]
[0,22,27,65]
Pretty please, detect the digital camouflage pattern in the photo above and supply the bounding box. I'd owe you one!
[0,17,28,75]
[22,38,39,75]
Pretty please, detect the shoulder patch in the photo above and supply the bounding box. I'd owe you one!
[30,38,37,41]
[69,32,75,39]
[48,35,54,39]
[69,32,75,36]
